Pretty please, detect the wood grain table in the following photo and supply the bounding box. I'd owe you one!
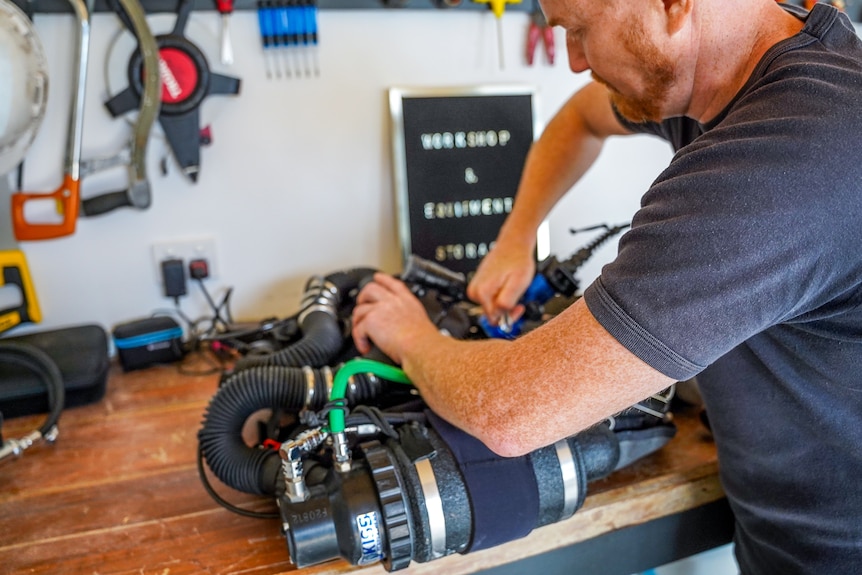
[0,358,727,575]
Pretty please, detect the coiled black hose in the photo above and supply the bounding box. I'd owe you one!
[0,342,65,438]
[232,268,377,371]
[232,310,344,370]
[198,363,382,495]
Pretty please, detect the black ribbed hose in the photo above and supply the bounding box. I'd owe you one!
[0,342,65,436]
[198,363,381,495]
[232,310,344,370]
[232,268,377,371]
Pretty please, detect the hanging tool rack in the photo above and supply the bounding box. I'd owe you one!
[14,0,533,13]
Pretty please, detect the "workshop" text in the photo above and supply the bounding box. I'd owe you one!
[420,130,512,150]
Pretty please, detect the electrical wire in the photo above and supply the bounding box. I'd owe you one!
[156,279,239,376]
[348,405,400,439]
[196,443,280,519]
[195,278,234,331]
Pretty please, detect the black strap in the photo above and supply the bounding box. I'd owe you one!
[426,410,540,552]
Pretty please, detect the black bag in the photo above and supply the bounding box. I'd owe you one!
[112,316,184,371]
[0,324,110,419]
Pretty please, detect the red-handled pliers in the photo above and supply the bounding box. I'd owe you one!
[527,5,555,66]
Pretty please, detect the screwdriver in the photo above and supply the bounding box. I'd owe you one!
[303,0,320,77]
[215,0,234,65]
[257,0,276,78]
[473,0,522,69]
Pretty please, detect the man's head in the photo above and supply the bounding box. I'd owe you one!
[590,19,676,123]
[541,0,807,124]
[539,0,693,123]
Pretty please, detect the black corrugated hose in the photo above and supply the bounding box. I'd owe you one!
[198,363,382,495]
[231,268,377,371]
[0,342,65,459]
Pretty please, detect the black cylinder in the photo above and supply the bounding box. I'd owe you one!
[274,414,674,571]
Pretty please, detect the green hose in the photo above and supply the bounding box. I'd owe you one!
[327,358,411,434]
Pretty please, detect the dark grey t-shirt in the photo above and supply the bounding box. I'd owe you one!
[583,5,862,574]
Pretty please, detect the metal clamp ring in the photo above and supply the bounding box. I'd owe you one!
[302,365,315,408]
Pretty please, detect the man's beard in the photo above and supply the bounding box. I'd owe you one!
[592,23,676,123]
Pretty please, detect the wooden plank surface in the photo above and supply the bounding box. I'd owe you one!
[0,357,723,575]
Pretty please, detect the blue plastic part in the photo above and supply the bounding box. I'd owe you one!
[479,275,556,339]
[114,327,183,349]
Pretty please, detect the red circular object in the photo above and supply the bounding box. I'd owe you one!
[157,47,199,104]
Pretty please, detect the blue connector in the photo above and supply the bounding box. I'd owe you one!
[479,274,556,339]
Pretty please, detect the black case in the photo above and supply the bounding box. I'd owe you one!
[0,324,110,418]
[112,316,184,371]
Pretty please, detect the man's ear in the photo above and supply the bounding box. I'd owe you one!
[664,0,693,35]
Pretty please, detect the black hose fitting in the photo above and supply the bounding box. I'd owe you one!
[198,363,383,495]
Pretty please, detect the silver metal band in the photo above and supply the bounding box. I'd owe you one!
[322,365,334,400]
[298,277,339,323]
[555,439,580,519]
[302,366,315,408]
[414,458,446,558]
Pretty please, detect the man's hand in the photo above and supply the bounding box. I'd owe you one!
[467,245,536,326]
[352,272,440,365]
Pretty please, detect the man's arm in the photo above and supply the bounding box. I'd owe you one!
[468,81,632,322]
[353,273,673,458]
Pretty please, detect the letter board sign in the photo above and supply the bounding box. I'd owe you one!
[389,85,547,278]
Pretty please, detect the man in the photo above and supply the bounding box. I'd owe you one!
[353,0,862,573]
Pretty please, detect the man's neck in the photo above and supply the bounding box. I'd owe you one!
[687,0,805,123]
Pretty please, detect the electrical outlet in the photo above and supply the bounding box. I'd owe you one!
[151,237,218,285]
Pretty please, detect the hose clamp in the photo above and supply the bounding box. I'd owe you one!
[347,375,357,400]
[322,365,334,401]
[554,439,580,519]
[414,458,447,559]
[298,276,339,324]
[302,366,316,408]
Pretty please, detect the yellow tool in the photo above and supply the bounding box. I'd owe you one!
[473,0,522,69]
[0,174,41,334]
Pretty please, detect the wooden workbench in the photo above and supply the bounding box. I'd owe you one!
[0,357,727,575]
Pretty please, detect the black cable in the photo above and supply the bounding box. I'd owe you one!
[195,278,230,332]
[150,281,239,376]
[348,405,400,439]
[196,444,279,519]
[313,399,350,426]
[218,287,235,324]
[0,341,65,437]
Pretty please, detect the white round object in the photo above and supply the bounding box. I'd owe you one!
[0,0,48,175]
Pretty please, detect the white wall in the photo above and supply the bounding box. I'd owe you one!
[12,8,671,337]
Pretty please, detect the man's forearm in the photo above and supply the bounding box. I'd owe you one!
[400,299,673,458]
[497,83,620,249]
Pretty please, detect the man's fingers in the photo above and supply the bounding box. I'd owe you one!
[357,273,411,305]
[373,272,415,296]
[351,304,372,354]
[494,278,524,314]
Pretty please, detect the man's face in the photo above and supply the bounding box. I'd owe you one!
[541,0,678,123]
